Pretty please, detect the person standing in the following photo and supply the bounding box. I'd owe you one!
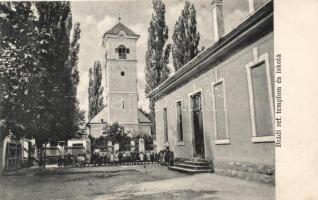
[139,152,144,164]
[150,151,154,164]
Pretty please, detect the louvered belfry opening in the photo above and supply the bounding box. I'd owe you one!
[115,45,130,59]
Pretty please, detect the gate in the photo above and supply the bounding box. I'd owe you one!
[5,142,22,170]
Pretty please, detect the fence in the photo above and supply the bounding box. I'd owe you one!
[44,147,60,157]
[65,146,85,156]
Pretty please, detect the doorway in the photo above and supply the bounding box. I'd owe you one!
[191,92,205,158]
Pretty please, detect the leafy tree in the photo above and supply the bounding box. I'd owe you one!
[88,67,94,120]
[35,1,76,146]
[102,122,130,145]
[88,61,104,120]
[0,2,84,165]
[69,22,81,88]
[68,22,85,130]
[172,1,200,71]
[90,122,130,151]
[0,2,40,139]
[145,0,171,94]
[145,0,171,139]
[75,106,86,128]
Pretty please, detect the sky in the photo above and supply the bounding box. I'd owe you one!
[71,0,250,117]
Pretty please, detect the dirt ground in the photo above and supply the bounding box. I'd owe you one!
[0,165,274,200]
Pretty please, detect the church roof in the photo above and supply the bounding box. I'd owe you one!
[105,22,138,36]
[87,107,108,124]
[138,109,151,123]
[86,107,151,125]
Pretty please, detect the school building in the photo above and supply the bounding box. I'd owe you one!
[147,0,274,183]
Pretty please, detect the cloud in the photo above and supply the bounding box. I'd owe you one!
[74,11,151,114]
[224,8,249,33]
[74,13,117,113]
[72,0,248,117]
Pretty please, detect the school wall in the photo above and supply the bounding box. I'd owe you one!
[155,32,274,182]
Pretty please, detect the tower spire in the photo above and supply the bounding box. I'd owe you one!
[118,11,121,22]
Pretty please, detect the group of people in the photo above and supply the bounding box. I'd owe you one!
[158,147,174,166]
[55,147,175,168]
[90,150,160,166]
[57,153,90,168]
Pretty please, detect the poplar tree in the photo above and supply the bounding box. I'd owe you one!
[172,1,200,71]
[88,61,104,120]
[88,67,94,120]
[144,0,171,138]
[68,22,85,131]
[35,1,77,145]
[145,0,171,94]
[69,22,81,88]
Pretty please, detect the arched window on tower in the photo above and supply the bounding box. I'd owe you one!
[115,45,129,59]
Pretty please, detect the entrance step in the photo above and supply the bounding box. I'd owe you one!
[184,160,209,166]
[169,159,213,174]
[191,157,206,162]
[174,163,211,170]
[169,166,212,174]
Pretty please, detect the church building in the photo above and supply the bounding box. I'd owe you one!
[147,0,274,183]
[86,21,151,138]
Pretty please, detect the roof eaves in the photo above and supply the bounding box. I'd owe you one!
[146,0,273,100]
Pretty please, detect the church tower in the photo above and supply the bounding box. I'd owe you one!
[102,20,140,133]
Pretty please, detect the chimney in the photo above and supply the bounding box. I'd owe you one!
[211,0,224,42]
[248,0,255,13]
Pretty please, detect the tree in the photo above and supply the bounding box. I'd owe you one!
[68,22,85,130]
[69,22,81,88]
[145,0,171,94]
[102,122,130,145]
[35,1,77,146]
[88,61,104,120]
[172,1,200,71]
[145,0,171,139]
[90,122,130,151]
[0,3,83,168]
[0,2,40,139]
[88,67,94,120]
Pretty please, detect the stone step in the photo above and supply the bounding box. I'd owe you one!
[183,160,210,166]
[175,163,211,170]
[169,166,212,174]
[191,157,206,162]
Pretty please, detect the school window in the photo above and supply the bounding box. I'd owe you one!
[115,45,129,59]
[122,100,126,110]
[176,101,183,142]
[163,107,168,142]
[213,80,230,144]
[192,94,202,110]
[246,53,274,143]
